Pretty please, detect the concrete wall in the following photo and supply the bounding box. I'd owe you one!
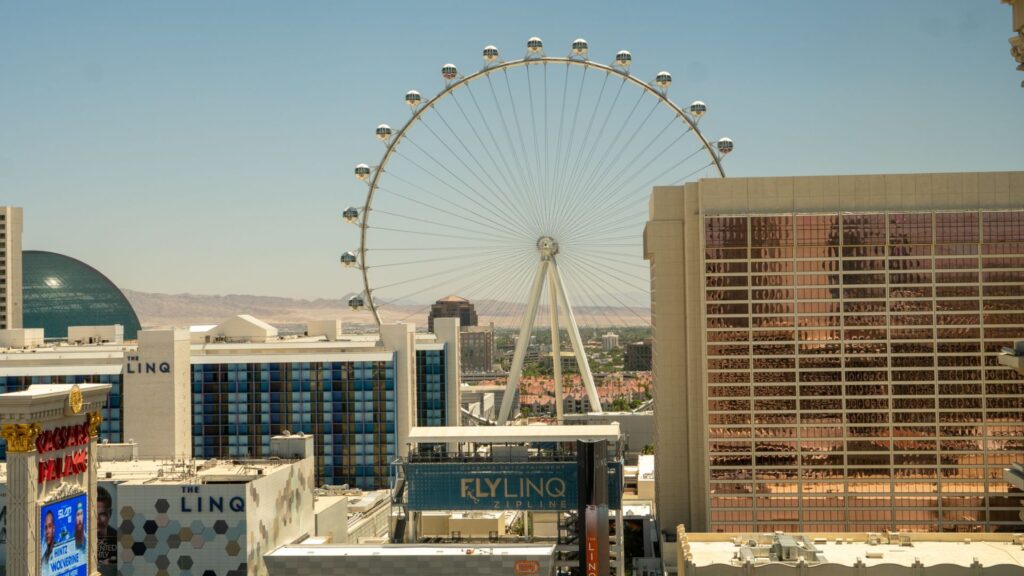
[123,328,191,460]
[380,323,416,453]
[0,328,43,349]
[246,458,316,576]
[433,317,462,427]
[68,325,124,345]
[306,320,342,341]
[313,497,348,543]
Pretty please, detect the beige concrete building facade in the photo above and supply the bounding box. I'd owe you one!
[645,172,1024,534]
[0,206,22,330]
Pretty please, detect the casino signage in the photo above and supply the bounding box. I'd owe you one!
[36,417,95,484]
[405,461,622,511]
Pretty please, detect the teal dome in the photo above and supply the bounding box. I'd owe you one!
[22,250,142,340]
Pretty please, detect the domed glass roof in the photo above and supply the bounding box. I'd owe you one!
[22,250,142,340]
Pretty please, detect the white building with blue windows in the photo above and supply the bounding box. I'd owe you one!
[0,315,461,490]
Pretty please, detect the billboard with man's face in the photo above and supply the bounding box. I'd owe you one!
[96,483,119,576]
[40,493,88,576]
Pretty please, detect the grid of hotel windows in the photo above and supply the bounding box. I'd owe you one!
[416,349,447,427]
[704,210,1024,532]
[191,360,397,489]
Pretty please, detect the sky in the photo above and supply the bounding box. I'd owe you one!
[1,1,1021,300]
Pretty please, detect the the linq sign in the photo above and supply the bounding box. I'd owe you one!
[405,462,622,511]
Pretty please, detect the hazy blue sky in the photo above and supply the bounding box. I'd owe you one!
[1,1,1020,299]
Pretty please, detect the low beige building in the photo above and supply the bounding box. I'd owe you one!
[672,527,1024,575]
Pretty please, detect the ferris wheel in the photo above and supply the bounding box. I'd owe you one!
[342,37,733,425]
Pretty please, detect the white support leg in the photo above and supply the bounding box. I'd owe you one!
[498,259,549,425]
[548,264,564,423]
[549,256,603,414]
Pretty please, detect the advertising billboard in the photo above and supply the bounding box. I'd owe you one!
[1,483,7,568]
[96,483,118,576]
[40,493,88,576]
[406,461,623,511]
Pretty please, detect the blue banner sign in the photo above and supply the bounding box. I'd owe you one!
[40,493,88,576]
[406,461,622,511]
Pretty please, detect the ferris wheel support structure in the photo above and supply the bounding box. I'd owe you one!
[497,236,601,425]
[347,38,734,426]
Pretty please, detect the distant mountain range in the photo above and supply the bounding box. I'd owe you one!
[123,290,651,331]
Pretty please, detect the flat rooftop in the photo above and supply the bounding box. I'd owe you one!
[267,544,556,558]
[98,458,294,485]
[408,423,621,444]
[684,534,1024,569]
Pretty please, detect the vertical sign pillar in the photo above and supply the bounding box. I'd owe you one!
[577,440,609,576]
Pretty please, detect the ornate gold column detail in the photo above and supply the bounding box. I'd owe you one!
[87,410,103,437]
[1004,0,1024,77]
[0,423,41,452]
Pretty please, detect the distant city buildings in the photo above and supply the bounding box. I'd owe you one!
[645,171,1024,533]
[0,206,22,330]
[603,332,620,352]
[459,324,495,373]
[427,295,477,332]
[0,315,462,490]
[624,339,652,371]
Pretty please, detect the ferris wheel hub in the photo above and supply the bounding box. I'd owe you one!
[536,236,559,259]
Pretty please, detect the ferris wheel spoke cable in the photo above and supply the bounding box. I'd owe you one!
[570,102,678,217]
[470,261,536,327]
[573,117,692,218]
[561,257,651,325]
[561,118,692,238]
[550,63,571,219]
[570,88,648,203]
[557,76,628,228]
[376,248,532,307]
[568,248,651,282]
[389,147,530,238]
[564,145,708,240]
[368,245,526,270]
[492,72,542,218]
[501,67,545,210]
[673,160,717,186]
[395,139,533,238]
[555,71,611,218]
[415,114,536,237]
[394,250,533,325]
[542,64,554,231]
[374,183,521,237]
[525,65,546,231]
[462,83,539,222]
[483,75,544,226]
[370,207,524,243]
[567,215,650,243]
[368,245,515,252]
[445,93,539,232]
[558,263,629,328]
[566,250,650,272]
[551,85,643,230]
[551,64,589,210]
[565,249,650,286]
[368,225,520,245]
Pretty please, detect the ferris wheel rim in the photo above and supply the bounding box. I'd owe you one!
[357,54,728,327]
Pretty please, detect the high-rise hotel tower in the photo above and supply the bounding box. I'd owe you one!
[0,206,22,329]
[645,172,1024,533]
